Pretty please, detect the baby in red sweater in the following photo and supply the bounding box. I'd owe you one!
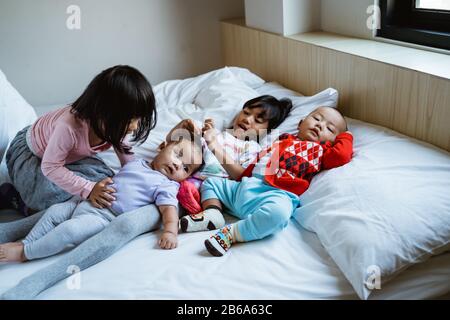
[183,106,353,256]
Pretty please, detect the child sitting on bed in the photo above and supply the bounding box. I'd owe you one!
[171,95,292,231]
[0,133,203,262]
[0,65,156,215]
[197,106,354,256]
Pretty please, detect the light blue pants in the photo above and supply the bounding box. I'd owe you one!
[22,199,115,260]
[201,176,300,242]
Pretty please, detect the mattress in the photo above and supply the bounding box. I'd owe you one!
[1,216,448,300]
[0,69,449,299]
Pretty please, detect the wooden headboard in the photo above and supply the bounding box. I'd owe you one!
[221,19,450,152]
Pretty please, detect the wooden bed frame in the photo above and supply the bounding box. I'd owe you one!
[221,19,450,152]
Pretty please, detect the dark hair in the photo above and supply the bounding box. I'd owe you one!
[71,65,157,154]
[243,95,293,132]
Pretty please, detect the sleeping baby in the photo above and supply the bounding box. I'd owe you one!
[187,106,354,256]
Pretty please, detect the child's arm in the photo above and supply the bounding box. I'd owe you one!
[203,119,245,180]
[40,125,115,208]
[208,141,246,180]
[157,205,178,250]
[154,181,180,249]
[321,132,354,170]
[40,126,98,199]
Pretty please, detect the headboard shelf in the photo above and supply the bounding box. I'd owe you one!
[221,19,450,152]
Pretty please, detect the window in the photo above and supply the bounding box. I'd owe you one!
[378,0,450,50]
[416,0,450,11]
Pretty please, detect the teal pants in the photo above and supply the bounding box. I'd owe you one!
[201,176,300,242]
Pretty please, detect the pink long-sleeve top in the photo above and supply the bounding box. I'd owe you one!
[29,106,133,199]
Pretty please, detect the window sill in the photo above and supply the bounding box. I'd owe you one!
[286,31,450,80]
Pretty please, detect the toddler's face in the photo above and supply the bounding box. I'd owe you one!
[151,139,202,182]
[232,107,269,140]
[297,107,346,143]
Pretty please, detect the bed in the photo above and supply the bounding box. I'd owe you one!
[0,67,449,300]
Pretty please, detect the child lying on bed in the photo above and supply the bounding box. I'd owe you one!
[193,106,354,256]
[0,134,203,262]
[173,95,292,231]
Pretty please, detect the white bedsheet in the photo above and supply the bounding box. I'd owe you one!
[1,216,448,299]
[0,68,449,299]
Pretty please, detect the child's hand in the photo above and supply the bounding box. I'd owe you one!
[167,119,201,143]
[88,178,116,208]
[159,231,178,249]
[186,119,202,136]
[202,119,217,145]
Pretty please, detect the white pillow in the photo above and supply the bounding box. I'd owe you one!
[255,81,304,98]
[193,67,259,131]
[153,67,263,111]
[0,69,37,163]
[294,118,450,299]
[0,108,8,163]
[260,87,338,147]
[227,66,265,89]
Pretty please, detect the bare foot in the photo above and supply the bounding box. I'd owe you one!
[0,242,27,262]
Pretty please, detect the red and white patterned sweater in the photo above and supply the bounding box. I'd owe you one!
[240,132,353,196]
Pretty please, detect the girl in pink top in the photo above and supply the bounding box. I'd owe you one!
[1,65,157,214]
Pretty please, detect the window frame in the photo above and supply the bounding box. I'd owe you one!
[377,0,450,50]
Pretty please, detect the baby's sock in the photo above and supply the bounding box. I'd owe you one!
[204,223,243,257]
[179,206,225,233]
[231,224,243,242]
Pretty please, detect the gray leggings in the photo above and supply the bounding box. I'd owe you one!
[0,202,161,300]
[23,200,115,260]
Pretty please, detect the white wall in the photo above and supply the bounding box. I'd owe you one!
[321,0,375,39]
[0,0,244,106]
[245,0,285,34]
[245,0,377,38]
[245,0,320,35]
[283,0,321,35]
